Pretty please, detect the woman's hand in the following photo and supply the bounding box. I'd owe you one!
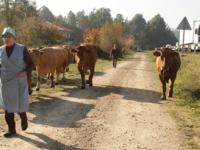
[17,71,27,78]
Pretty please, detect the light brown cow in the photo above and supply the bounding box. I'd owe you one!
[29,45,74,91]
[54,47,70,83]
[153,47,181,100]
[70,43,97,89]
[29,48,58,91]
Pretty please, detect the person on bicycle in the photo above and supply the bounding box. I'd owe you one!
[110,44,119,68]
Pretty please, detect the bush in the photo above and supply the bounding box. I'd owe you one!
[99,21,124,52]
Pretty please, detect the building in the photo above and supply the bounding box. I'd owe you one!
[41,21,73,43]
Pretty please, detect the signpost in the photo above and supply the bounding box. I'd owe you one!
[177,17,192,47]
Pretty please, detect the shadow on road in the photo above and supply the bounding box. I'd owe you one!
[16,133,83,150]
[29,96,94,128]
[65,85,161,104]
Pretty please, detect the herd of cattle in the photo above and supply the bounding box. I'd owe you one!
[28,43,98,94]
[27,44,181,101]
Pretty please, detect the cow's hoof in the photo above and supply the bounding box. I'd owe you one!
[161,96,166,100]
[29,90,33,95]
[36,88,40,91]
[168,93,173,98]
[81,86,86,89]
[89,83,93,87]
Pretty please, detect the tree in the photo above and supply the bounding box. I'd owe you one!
[55,15,67,27]
[38,6,55,22]
[115,14,124,23]
[146,14,177,48]
[66,11,76,27]
[99,22,124,52]
[129,14,146,48]
[88,8,112,28]
[124,35,135,50]
[84,28,100,44]
[0,22,5,45]
[17,17,42,45]
[0,0,37,26]
[76,10,89,30]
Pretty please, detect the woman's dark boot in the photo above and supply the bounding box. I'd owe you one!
[4,111,16,138]
[19,112,28,131]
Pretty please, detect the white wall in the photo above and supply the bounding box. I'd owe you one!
[179,21,200,44]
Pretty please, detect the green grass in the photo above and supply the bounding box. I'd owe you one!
[174,54,200,114]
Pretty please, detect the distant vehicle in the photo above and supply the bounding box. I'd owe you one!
[174,43,200,53]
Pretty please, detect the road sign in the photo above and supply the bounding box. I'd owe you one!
[177,17,191,30]
[177,17,191,46]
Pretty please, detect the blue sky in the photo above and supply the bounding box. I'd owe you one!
[35,0,200,43]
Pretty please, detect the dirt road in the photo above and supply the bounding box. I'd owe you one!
[0,52,184,150]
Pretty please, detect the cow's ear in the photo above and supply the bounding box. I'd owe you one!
[153,49,161,57]
[70,49,78,53]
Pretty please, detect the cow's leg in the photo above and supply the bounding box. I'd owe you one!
[36,75,40,91]
[55,72,59,85]
[162,82,167,100]
[62,67,66,81]
[50,73,55,88]
[169,77,176,97]
[47,73,51,80]
[88,67,95,87]
[159,75,166,100]
[79,67,85,89]
[62,72,65,80]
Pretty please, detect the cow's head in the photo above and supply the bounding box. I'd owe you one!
[70,45,87,62]
[153,47,179,82]
[30,49,44,56]
[29,48,44,67]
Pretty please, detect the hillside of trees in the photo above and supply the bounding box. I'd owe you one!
[0,0,178,52]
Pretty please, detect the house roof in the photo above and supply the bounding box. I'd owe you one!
[41,21,73,33]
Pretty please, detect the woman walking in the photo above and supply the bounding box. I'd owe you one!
[0,27,33,138]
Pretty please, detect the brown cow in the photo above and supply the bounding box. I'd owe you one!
[29,46,73,91]
[153,47,181,100]
[54,47,70,83]
[29,48,58,91]
[70,43,97,89]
